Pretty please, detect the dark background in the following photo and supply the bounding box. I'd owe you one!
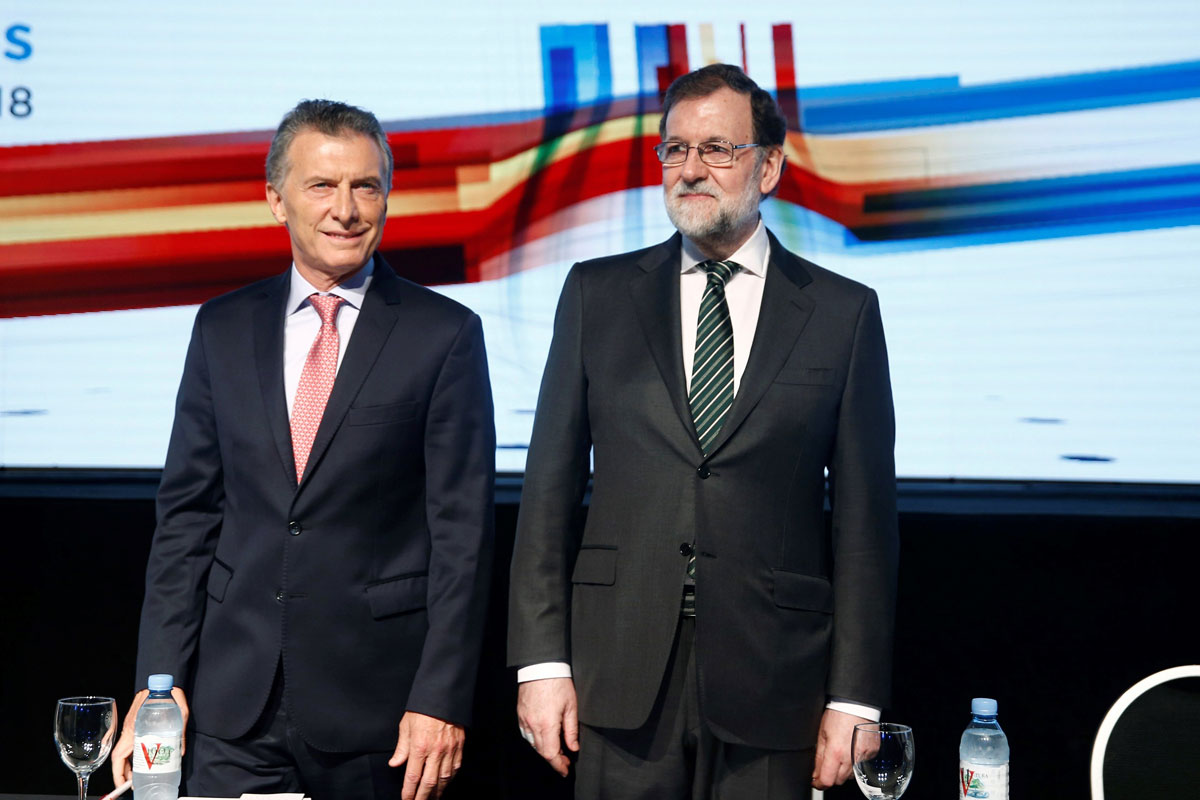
[2,475,1196,799]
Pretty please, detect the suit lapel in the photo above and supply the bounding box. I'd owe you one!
[252,272,296,483]
[297,255,403,492]
[630,234,700,449]
[705,230,815,456]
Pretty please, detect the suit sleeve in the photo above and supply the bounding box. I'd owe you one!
[826,288,899,709]
[406,312,496,725]
[507,264,592,669]
[135,309,225,693]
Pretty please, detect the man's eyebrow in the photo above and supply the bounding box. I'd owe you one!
[299,174,382,184]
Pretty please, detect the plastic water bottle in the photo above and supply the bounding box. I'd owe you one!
[132,674,183,800]
[958,697,1009,799]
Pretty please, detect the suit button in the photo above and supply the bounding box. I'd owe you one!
[288,521,302,536]
[680,543,693,557]
[697,465,710,479]
[275,590,285,603]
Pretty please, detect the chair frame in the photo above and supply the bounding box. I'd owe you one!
[1090,664,1200,800]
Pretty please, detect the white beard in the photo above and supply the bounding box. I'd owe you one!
[664,171,762,251]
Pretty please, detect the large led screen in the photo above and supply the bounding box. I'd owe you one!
[2,2,1198,481]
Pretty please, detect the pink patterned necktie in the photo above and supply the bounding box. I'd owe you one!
[291,293,344,482]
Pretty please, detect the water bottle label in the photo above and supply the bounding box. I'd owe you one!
[132,734,182,774]
[959,761,1008,799]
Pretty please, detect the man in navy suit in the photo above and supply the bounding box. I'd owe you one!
[509,65,898,799]
[112,99,495,800]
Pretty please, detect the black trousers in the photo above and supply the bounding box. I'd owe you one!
[575,617,816,800]
[184,663,406,800]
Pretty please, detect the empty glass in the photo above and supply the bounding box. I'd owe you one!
[54,696,117,799]
[852,722,915,799]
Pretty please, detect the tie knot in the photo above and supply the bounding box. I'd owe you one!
[701,260,738,285]
[309,293,344,325]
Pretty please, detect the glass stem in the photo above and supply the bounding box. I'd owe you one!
[77,772,89,800]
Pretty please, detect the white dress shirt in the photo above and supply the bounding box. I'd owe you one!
[679,219,769,395]
[518,221,879,722]
[283,259,374,419]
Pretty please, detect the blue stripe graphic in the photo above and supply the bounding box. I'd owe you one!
[802,60,1200,133]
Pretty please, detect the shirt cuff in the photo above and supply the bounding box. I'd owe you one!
[826,699,881,722]
[517,662,573,682]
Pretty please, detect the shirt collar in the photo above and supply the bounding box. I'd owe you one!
[286,256,375,316]
[680,218,770,278]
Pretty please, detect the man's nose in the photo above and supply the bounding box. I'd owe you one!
[331,184,359,224]
[680,146,709,183]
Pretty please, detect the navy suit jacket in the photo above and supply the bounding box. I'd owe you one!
[509,231,898,749]
[136,255,495,753]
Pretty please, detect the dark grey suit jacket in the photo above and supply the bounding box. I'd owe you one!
[136,255,495,753]
[508,231,898,750]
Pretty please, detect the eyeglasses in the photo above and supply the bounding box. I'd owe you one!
[653,140,761,166]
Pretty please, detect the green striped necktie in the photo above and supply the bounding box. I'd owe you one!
[689,259,739,454]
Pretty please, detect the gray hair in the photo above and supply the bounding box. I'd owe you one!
[265,99,394,191]
[659,64,787,148]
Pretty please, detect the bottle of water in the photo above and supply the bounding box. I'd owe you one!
[958,697,1009,799]
[133,674,183,800]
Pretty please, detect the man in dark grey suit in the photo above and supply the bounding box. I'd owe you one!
[111,100,495,800]
[508,65,899,799]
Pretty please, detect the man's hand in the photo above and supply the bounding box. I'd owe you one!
[516,677,578,777]
[812,707,870,790]
[111,687,190,789]
[388,711,465,800]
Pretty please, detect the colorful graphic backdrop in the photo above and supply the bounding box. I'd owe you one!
[2,2,1198,481]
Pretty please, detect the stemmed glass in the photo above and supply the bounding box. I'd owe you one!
[54,696,117,799]
[852,722,915,799]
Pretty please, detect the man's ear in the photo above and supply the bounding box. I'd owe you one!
[758,146,786,196]
[266,182,287,225]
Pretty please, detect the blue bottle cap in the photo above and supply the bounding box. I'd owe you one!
[147,674,174,692]
[971,697,998,716]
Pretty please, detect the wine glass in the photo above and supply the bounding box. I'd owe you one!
[852,722,914,799]
[54,696,117,799]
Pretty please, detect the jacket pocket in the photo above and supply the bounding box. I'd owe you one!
[772,569,833,613]
[346,401,419,427]
[571,546,617,586]
[365,572,429,619]
[774,367,836,386]
[206,559,233,603]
